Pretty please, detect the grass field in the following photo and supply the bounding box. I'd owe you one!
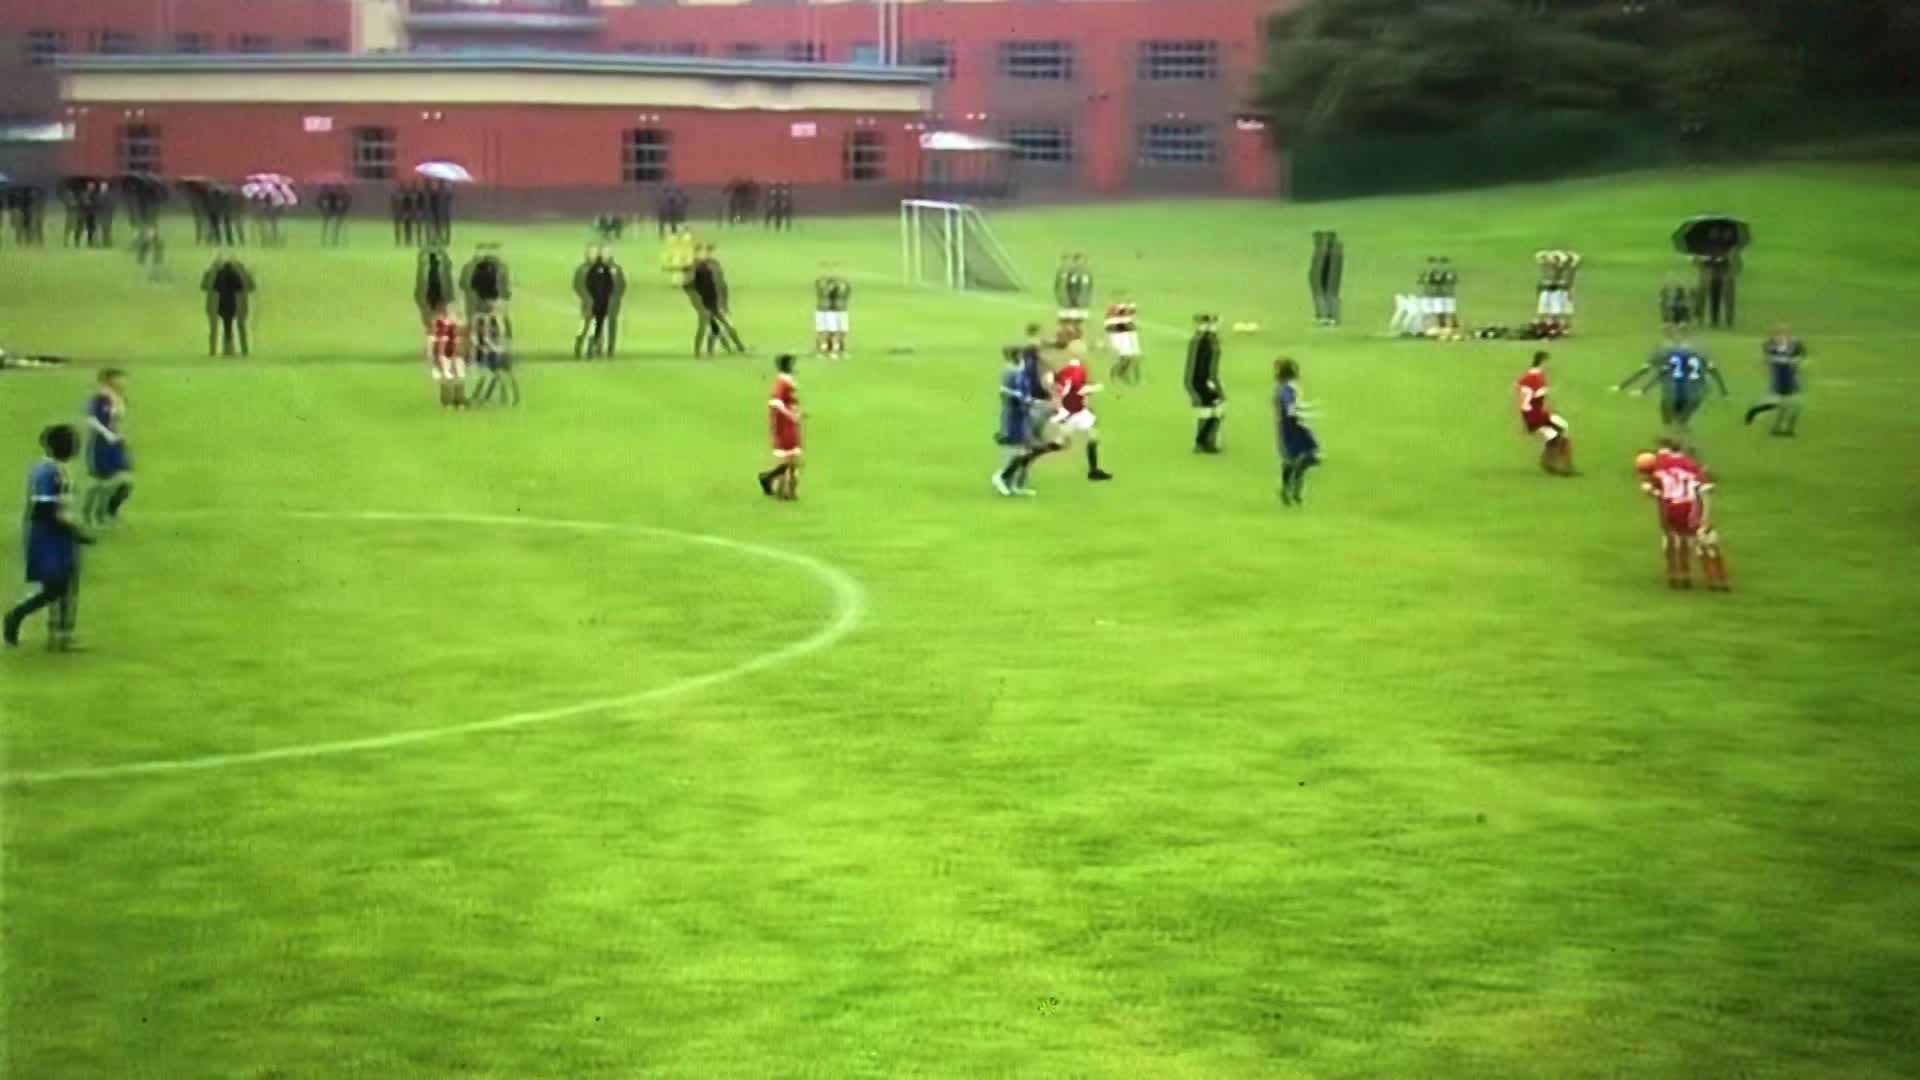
[3,164,1920,1079]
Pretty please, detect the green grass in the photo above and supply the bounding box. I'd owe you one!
[3,164,1920,1079]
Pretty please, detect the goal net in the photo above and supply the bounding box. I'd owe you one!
[900,199,1023,293]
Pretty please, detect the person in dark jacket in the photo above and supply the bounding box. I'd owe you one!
[572,245,628,359]
[415,246,455,330]
[317,185,351,246]
[202,254,256,356]
[1185,314,1225,453]
[687,242,745,356]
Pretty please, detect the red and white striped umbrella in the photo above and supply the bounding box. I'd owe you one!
[241,172,298,208]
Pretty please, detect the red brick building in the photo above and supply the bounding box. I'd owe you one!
[59,52,935,196]
[8,0,1287,197]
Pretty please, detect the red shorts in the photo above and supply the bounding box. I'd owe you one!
[771,422,802,455]
[1522,411,1563,436]
[1661,500,1702,535]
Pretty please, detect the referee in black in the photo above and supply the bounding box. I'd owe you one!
[1185,313,1225,453]
[202,254,256,357]
[460,243,512,336]
[1697,252,1739,328]
[572,245,626,359]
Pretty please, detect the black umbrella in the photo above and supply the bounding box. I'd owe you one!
[1673,215,1751,256]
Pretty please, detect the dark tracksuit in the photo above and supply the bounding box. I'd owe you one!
[1699,254,1738,328]
[415,250,455,327]
[1185,328,1225,451]
[689,258,744,355]
[574,257,627,358]
[203,259,256,356]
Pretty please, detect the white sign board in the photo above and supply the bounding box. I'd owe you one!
[303,116,334,134]
[790,121,817,139]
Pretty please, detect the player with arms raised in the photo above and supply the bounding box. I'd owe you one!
[759,354,803,500]
[1637,438,1729,591]
[1051,340,1114,482]
[1516,350,1575,475]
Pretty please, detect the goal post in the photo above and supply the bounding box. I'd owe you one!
[899,199,1023,293]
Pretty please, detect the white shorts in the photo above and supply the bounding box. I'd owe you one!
[1538,291,1572,316]
[1532,414,1569,441]
[814,311,849,333]
[1439,298,1458,315]
[1418,297,1439,315]
[1109,331,1140,357]
[1052,408,1098,436]
[1059,308,1088,321]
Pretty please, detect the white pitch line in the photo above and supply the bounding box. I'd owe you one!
[1,511,867,787]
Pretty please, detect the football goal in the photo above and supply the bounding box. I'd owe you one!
[899,199,1023,293]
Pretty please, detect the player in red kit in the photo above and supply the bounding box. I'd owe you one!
[1516,350,1573,475]
[425,304,468,409]
[759,353,803,500]
[1050,340,1114,481]
[1638,437,1729,591]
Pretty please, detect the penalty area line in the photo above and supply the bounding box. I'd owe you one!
[2,511,867,788]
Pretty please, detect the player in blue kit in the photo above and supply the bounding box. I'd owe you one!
[5,424,94,650]
[992,344,1048,496]
[1274,358,1320,506]
[83,367,133,525]
[1616,336,1727,430]
[1744,324,1808,436]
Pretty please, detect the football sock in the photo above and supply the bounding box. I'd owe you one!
[1195,419,1208,448]
[1745,402,1776,425]
[1085,443,1100,473]
[1280,462,1297,501]
[108,483,131,517]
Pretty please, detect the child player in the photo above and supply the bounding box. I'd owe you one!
[83,367,134,524]
[469,299,518,407]
[1274,358,1320,506]
[426,303,468,409]
[1516,350,1575,475]
[758,353,803,500]
[1637,438,1730,591]
[1104,292,1141,386]
[813,262,851,359]
[4,424,93,649]
[1615,335,1726,430]
[1051,340,1114,482]
[1744,323,1808,437]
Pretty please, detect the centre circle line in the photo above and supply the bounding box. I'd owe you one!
[3,510,867,788]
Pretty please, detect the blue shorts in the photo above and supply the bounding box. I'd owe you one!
[89,441,130,480]
[1770,365,1799,397]
[1281,424,1319,462]
[25,530,77,585]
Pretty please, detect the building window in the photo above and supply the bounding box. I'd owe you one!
[97,30,142,55]
[174,32,211,54]
[906,40,954,81]
[118,124,161,174]
[849,42,882,66]
[623,128,671,183]
[1006,125,1074,164]
[997,41,1074,81]
[301,36,345,53]
[352,127,396,181]
[730,43,764,60]
[26,30,66,67]
[1138,123,1217,166]
[1140,40,1218,81]
[844,130,885,182]
[231,34,274,54]
[784,41,821,63]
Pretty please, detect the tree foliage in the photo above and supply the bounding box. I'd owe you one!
[1254,0,1920,139]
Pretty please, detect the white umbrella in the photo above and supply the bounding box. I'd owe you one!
[242,173,298,208]
[414,161,475,184]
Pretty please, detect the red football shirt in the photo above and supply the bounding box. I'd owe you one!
[429,317,461,359]
[1516,367,1549,420]
[768,373,799,436]
[1056,360,1089,413]
[1652,454,1707,506]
